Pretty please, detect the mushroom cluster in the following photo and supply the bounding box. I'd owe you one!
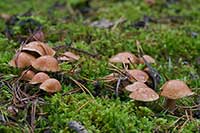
[9,41,79,93]
[106,52,159,102]
[101,51,194,110]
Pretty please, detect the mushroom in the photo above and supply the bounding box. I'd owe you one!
[30,30,45,42]
[145,0,155,6]
[32,55,60,72]
[100,73,119,83]
[40,42,56,56]
[139,55,156,64]
[20,70,35,81]
[58,52,80,62]
[39,78,61,93]
[29,72,50,84]
[0,13,11,21]
[22,41,45,57]
[9,52,36,68]
[22,41,55,56]
[125,82,148,92]
[109,52,138,64]
[129,87,159,102]
[160,80,194,111]
[143,67,150,73]
[126,69,149,82]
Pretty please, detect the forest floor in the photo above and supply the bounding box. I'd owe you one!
[0,0,200,132]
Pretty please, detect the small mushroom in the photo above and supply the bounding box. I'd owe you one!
[143,67,150,72]
[139,55,156,64]
[22,41,45,56]
[126,69,149,82]
[32,55,60,72]
[160,80,194,111]
[100,73,119,83]
[129,87,159,102]
[125,82,148,92]
[39,78,61,93]
[9,52,36,68]
[30,30,45,42]
[58,52,80,62]
[109,52,138,64]
[145,0,155,6]
[41,42,56,56]
[29,72,50,84]
[0,13,11,21]
[22,41,55,56]
[20,70,35,81]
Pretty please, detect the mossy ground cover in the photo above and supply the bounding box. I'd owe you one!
[0,0,200,132]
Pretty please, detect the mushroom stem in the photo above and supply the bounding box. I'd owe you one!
[165,98,176,111]
[135,101,146,106]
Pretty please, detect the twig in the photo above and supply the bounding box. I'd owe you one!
[104,84,115,91]
[177,104,200,109]
[107,68,123,76]
[76,101,91,112]
[178,110,190,132]
[62,88,81,96]
[127,58,136,69]
[30,99,37,132]
[136,40,162,90]
[69,77,95,99]
[78,75,95,82]
[111,17,127,31]
[108,63,127,76]
[0,111,6,123]
[179,119,189,133]
[169,115,185,129]
[21,94,40,102]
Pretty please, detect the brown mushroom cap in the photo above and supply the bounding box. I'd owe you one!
[101,73,119,83]
[143,67,150,73]
[125,82,148,92]
[145,0,155,6]
[41,42,56,56]
[39,78,61,93]
[32,55,60,72]
[126,69,149,82]
[129,87,159,102]
[62,52,80,60]
[160,80,194,99]
[139,55,156,64]
[0,13,11,21]
[30,30,45,42]
[20,70,35,81]
[9,52,36,68]
[57,51,80,62]
[109,52,138,64]
[29,72,50,84]
[22,41,55,56]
